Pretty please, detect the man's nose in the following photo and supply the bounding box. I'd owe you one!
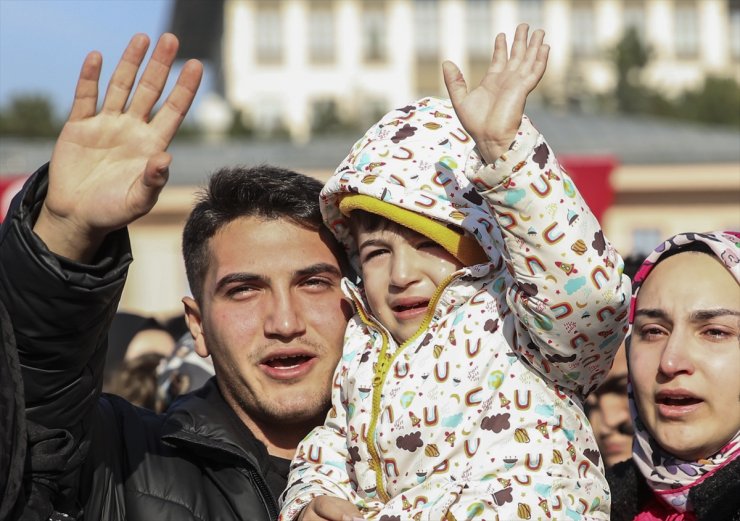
[264,291,306,339]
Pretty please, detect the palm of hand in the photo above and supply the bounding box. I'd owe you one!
[48,113,167,234]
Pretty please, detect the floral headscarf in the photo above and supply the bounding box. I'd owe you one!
[627,231,740,514]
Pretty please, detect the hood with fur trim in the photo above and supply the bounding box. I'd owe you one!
[320,97,500,272]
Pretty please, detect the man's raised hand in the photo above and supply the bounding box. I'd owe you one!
[36,33,202,262]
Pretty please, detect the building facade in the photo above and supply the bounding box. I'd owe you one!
[212,0,740,141]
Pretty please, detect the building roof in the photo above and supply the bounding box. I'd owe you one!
[1,108,738,185]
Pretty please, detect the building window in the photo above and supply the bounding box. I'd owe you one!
[467,0,492,58]
[571,0,596,58]
[414,0,439,60]
[362,1,387,63]
[674,0,699,59]
[623,0,646,44]
[731,0,740,60]
[308,1,336,64]
[632,228,663,256]
[518,0,544,30]
[255,2,283,64]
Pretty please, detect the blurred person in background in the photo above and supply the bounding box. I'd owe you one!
[104,311,175,396]
[608,231,740,521]
[156,332,215,412]
[587,253,644,468]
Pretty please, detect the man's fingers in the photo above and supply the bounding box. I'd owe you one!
[101,33,150,114]
[128,33,179,119]
[68,51,102,121]
[305,497,364,521]
[442,60,468,109]
[150,59,203,143]
[142,152,172,190]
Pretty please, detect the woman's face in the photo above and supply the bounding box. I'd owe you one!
[629,252,740,461]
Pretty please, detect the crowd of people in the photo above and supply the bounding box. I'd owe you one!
[0,23,737,521]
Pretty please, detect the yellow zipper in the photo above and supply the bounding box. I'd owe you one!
[353,271,460,503]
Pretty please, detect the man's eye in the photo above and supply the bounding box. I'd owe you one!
[227,286,256,297]
[303,277,332,289]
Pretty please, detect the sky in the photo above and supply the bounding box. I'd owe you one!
[0,0,212,121]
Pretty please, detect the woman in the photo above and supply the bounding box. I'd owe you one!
[608,231,740,520]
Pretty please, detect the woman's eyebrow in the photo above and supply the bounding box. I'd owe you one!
[689,309,740,321]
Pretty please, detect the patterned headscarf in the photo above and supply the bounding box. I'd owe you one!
[627,231,740,514]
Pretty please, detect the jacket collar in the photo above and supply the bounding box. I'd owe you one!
[161,378,270,471]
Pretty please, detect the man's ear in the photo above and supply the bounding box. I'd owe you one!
[183,296,210,359]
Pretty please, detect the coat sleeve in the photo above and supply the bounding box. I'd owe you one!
[467,116,631,396]
[0,164,132,439]
[279,350,373,520]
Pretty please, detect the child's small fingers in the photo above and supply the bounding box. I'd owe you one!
[489,33,508,73]
[508,23,529,63]
[442,60,468,107]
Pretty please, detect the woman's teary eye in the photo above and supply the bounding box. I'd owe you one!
[701,326,732,341]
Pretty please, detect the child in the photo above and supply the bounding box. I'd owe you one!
[280,25,630,521]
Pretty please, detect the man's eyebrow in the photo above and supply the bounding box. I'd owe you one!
[295,263,343,279]
[215,272,266,292]
[690,309,740,321]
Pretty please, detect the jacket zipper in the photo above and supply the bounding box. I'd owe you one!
[166,430,279,520]
[241,466,279,520]
[352,272,460,503]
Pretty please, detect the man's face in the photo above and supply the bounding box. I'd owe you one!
[184,217,351,430]
[586,347,632,467]
[356,223,463,343]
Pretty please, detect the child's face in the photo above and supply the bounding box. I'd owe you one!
[355,222,464,343]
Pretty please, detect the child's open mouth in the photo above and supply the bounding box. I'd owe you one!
[391,299,430,320]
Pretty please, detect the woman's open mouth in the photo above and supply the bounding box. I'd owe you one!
[655,390,703,418]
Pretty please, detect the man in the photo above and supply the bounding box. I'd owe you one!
[0,34,352,520]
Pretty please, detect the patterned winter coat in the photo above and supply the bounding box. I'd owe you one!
[280,98,631,521]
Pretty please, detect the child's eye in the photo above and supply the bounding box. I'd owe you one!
[361,248,387,264]
[418,240,443,251]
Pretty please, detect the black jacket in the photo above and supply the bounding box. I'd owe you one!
[0,166,287,520]
[608,457,740,521]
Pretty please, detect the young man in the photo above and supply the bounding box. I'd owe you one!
[0,34,351,520]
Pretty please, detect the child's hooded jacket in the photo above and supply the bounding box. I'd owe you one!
[280,97,631,520]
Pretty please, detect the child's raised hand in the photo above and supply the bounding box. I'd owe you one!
[442,23,549,164]
[297,496,365,521]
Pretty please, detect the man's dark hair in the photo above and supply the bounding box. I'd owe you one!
[182,165,350,301]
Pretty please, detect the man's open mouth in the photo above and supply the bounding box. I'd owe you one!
[262,354,314,369]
